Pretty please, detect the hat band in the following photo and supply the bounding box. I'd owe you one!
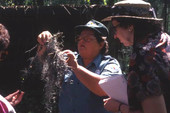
[111,6,157,19]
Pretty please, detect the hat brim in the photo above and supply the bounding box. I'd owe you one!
[74,25,102,36]
[102,15,163,22]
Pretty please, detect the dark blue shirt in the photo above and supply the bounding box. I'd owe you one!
[59,53,122,113]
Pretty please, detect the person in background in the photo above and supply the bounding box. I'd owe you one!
[102,0,170,113]
[37,19,122,113]
[0,23,24,113]
[0,90,24,113]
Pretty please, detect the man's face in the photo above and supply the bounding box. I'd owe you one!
[76,29,104,59]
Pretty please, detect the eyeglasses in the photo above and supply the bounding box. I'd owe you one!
[75,34,96,43]
[112,24,121,31]
[114,24,121,28]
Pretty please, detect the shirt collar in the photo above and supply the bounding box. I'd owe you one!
[77,53,103,69]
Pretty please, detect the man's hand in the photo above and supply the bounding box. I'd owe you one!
[37,31,53,57]
[62,50,78,70]
[103,98,120,113]
[37,31,53,45]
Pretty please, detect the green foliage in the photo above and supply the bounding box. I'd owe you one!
[0,0,15,6]
[0,0,116,6]
[43,0,88,5]
[117,46,132,75]
[23,0,34,5]
[2,0,168,33]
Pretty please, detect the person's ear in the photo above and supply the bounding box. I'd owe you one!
[99,41,105,49]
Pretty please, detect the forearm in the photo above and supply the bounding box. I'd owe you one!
[141,95,167,113]
[120,104,130,113]
[37,45,47,61]
[104,98,131,113]
[73,65,107,96]
[120,104,143,113]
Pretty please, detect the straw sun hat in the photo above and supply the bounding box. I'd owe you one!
[102,0,162,21]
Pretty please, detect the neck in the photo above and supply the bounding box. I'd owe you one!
[83,58,94,67]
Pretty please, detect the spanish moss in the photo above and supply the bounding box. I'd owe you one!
[24,32,68,113]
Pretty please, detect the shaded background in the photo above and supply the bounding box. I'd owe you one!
[0,2,169,112]
[0,1,169,111]
[0,5,123,113]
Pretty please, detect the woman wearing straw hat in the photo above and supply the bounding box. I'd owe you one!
[102,0,170,113]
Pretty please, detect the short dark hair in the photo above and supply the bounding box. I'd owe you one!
[94,32,109,55]
[0,24,10,51]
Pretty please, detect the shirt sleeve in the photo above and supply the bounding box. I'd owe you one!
[0,95,16,113]
[100,58,122,76]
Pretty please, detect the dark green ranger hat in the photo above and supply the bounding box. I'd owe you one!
[75,19,109,38]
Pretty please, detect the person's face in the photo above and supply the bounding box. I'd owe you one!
[112,20,134,46]
[76,29,104,59]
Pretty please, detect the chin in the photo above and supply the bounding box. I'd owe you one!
[122,41,133,46]
[123,43,131,47]
[79,51,86,56]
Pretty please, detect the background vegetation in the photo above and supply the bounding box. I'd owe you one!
[0,0,170,32]
[0,0,170,33]
[0,0,169,113]
[1,1,169,73]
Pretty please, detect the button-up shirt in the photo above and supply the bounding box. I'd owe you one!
[59,52,122,113]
